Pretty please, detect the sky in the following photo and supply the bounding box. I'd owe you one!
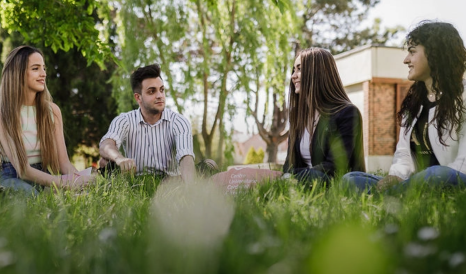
[367,0,466,43]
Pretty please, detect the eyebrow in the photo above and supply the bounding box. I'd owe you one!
[147,85,164,90]
[407,46,415,51]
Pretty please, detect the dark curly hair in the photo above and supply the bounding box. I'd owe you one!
[399,21,466,145]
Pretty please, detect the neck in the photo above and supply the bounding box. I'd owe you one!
[424,78,434,95]
[24,93,36,106]
[140,108,162,125]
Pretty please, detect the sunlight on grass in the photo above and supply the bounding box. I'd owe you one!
[0,175,466,273]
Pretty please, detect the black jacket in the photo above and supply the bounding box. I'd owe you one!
[283,104,366,177]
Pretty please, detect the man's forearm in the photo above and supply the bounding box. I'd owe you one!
[179,155,196,183]
[100,140,123,162]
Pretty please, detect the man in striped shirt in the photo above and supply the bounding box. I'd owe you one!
[99,64,201,182]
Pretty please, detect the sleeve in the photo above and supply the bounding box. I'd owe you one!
[312,105,363,175]
[388,118,415,180]
[283,137,292,173]
[99,114,130,149]
[172,115,195,163]
[447,99,466,174]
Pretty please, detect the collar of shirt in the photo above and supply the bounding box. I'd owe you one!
[136,108,172,127]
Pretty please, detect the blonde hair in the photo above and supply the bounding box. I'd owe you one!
[0,45,59,175]
[288,48,351,166]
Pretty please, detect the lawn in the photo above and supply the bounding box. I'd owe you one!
[1,174,466,274]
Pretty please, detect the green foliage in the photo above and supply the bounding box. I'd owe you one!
[0,16,118,160]
[244,147,264,164]
[2,176,466,273]
[44,47,118,160]
[0,0,116,68]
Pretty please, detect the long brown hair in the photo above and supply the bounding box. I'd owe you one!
[399,21,466,145]
[0,45,59,175]
[288,48,351,166]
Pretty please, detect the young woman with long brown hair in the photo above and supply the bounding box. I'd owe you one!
[0,45,94,195]
[343,21,466,192]
[283,47,365,185]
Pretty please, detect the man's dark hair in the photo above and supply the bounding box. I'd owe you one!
[130,64,163,94]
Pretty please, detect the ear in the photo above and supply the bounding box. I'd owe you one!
[134,93,141,103]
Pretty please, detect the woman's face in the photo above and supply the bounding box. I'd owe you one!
[26,52,47,93]
[291,55,301,94]
[403,44,431,83]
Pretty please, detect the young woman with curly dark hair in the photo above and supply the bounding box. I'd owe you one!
[343,21,466,192]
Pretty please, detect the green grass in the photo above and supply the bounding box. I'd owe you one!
[1,174,466,274]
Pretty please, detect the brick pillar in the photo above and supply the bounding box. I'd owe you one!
[368,82,397,155]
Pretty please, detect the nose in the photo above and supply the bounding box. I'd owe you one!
[41,67,46,77]
[403,54,409,64]
[291,71,297,80]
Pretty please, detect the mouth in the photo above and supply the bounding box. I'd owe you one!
[37,80,45,84]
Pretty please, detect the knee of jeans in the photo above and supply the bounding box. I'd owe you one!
[341,172,358,185]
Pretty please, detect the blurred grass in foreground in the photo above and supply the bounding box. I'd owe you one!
[0,174,466,273]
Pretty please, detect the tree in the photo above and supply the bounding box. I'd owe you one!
[299,0,402,54]
[246,0,403,163]
[114,0,297,167]
[0,0,117,68]
[0,1,118,160]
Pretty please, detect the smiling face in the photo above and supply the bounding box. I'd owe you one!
[26,52,46,94]
[291,55,302,94]
[135,77,165,118]
[403,44,431,83]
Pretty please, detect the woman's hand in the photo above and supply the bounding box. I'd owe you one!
[60,174,96,190]
[376,175,403,191]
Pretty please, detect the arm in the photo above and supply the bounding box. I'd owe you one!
[99,138,135,172]
[388,117,415,180]
[447,100,466,174]
[0,117,89,189]
[179,155,197,182]
[282,137,292,173]
[173,115,196,182]
[51,103,78,174]
[311,105,363,175]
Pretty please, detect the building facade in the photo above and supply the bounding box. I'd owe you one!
[335,45,412,172]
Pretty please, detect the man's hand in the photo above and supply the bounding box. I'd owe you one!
[376,175,403,191]
[115,156,136,173]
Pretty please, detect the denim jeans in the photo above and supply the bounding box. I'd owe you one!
[0,162,44,196]
[293,168,331,186]
[342,165,466,193]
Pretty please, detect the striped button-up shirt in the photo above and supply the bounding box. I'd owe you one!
[100,108,194,176]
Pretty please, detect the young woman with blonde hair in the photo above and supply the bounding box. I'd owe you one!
[283,47,365,184]
[0,45,94,195]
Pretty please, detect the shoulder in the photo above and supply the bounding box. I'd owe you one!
[50,102,61,115]
[166,109,190,124]
[49,102,63,121]
[112,109,138,123]
[334,104,361,120]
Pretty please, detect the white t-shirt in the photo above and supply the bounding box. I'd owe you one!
[300,129,312,168]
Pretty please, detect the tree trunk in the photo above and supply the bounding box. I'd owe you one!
[266,143,278,163]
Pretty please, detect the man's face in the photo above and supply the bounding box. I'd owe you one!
[135,77,165,116]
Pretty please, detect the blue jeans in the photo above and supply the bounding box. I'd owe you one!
[293,168,331,186]
[0,162,45,196]
[342,166,466,193]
